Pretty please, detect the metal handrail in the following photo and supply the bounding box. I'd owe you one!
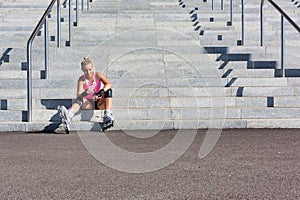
[260,0,300,77]
[26,0,61,122]
[26,0,91,122]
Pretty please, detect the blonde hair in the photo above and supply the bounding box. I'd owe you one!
[81,57,94,69]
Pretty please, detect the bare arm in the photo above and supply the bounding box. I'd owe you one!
[96,72,112,92]
[77,76,85,97]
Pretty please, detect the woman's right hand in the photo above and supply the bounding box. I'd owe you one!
[81,89,94,97]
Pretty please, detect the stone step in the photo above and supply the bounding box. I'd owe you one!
[0,4,48,9]
[0,118,250,132]
[11,94,300,111]
[0,47,56,65]
[44,95,300,109]
[228,86,296,97]
[0,70,42,79]
[21,106,300,123]
[1,82,299,103]
[0,110,24,121]
[0,76,232,89]
[2,117,300,132]
[220,68,275,78]
[28,107,233,123]
[3,95,300,121]
[0,25,38,32]
[246,119,300,128]
[3,10,51,18]
[229,96,300,108]
[100,68,275,79]
[199,31,283,44]
[224,77,288,87]
[2,95,243,110]
[0,75,300,89]
[242,107,300,119]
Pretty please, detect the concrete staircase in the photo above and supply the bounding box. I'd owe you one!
[185,0,300,128]
[0,0,299,132]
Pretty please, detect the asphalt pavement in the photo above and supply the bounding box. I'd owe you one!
[0,129,299,199]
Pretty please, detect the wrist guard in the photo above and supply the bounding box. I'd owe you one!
[96,89,105,97]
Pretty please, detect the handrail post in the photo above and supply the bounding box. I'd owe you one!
[57,0,61,48]
[227,0,233,26]
[27,41,32,122]
[281,15,285,77]
[212,0,214,10]
[260,0,264,46]
[221,0,224,10]
[75,0,78,26]
[44,17,49,79]
[241,0,244,45]
[87,0,90,10]
[230,0,233,22]
[82,0,84,11]
[67,0,72,46]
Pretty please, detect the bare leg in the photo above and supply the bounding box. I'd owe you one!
[105,97,112,110]
[70,102,81,113]
[96,97,112,110]
[71,98,93,112]
[81,98,94,110]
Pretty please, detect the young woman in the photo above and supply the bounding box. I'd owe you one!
[57,57,114,131]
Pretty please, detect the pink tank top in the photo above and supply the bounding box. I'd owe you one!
[82,74,103,99]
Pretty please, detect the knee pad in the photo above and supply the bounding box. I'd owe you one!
[104,88,113,98]
[75,96,83,106]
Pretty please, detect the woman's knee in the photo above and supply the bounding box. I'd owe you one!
[104,88,113,98]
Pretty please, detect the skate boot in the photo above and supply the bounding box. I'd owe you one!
[57,105,71,134]
[101,110,114,132]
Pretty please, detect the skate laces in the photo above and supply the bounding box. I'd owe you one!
[59,106,71,122]
[67,109,75,121]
